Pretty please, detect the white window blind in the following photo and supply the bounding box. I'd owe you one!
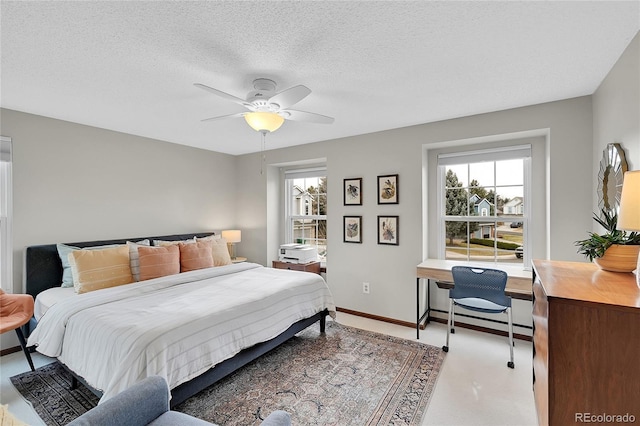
[438,145,531,165]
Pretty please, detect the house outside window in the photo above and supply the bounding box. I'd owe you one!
[437,145,531,266]
[285,168,327,261]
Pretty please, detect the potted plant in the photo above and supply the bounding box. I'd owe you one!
[575,209,640,272]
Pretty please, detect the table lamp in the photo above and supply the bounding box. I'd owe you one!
[221,230,241,260]
[617,170,640,285]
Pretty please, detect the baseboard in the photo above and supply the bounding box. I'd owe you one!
[336,307,532,342]
[0,346,21,357]
[336,307,416,328]
[427,316,532,342]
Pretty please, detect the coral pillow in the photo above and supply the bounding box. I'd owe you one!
[137,245,180,281]
[68,245,133,294]
[179,240,214,272]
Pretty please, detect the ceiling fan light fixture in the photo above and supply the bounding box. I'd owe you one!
[244,112,284,133]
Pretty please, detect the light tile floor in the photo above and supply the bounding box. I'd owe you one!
[0,312,538,425]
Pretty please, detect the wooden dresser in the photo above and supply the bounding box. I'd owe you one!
[532,260,640,426]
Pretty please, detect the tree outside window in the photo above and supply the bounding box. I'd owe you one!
[442,158,526,264]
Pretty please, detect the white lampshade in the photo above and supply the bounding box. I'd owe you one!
[221,229,242,243]
[244,112,284,133]
[618,170,640,232]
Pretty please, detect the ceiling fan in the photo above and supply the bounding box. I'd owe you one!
[194,78,334,133]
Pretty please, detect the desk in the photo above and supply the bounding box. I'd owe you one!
[416,259,533,339]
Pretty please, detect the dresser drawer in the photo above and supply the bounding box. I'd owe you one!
[272,260,321,274]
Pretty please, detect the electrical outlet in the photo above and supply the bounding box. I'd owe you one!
[362,282,370,294]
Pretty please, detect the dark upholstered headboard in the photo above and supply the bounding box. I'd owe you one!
[25,232,214,299]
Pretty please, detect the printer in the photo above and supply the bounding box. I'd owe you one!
[279,243,318,264]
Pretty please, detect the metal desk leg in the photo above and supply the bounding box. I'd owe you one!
[416,277,420,339]
[417,277,432,339]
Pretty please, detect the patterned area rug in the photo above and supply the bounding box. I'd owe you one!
[11,322,444,426]
[9,362,98,425]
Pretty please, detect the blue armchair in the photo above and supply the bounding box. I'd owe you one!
[67,376,291,426]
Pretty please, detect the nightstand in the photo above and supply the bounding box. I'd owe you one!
[231,257,247,263]
[272,260,321,275]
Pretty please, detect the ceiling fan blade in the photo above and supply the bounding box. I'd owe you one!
[269,85,311,109]
[282,109,335,124]
[201,112,246,122]
[194,83,250,108]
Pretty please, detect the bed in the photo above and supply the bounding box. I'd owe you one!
[24,233,335,407]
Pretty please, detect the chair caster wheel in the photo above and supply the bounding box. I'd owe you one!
[507,361,514,369]
[451,329,455,334]
[442,346,449,352]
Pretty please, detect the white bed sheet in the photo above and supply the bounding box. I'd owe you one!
[34,287,76,321]
[28,262,336,402]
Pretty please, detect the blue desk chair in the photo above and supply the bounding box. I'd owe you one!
[442,266,514,368]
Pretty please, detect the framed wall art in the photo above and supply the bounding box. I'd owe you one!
[377,174,398,204]
[344,178,363,206]
[343,216,362,243]
[377,215,398,245]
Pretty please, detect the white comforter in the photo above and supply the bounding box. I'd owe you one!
[28,262,336,402]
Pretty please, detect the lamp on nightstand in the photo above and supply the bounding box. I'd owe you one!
[617,170,640,285]
[221,230,242,260]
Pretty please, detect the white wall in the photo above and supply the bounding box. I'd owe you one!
[593,31,640,217]
[236,96,594,331]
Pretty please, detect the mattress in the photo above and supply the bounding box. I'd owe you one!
[34,287,76,320]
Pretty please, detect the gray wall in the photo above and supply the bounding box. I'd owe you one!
[593,32,640,215]
[1,108,238,295]
[236,96,594,329]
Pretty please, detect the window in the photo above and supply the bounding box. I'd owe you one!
[1,137,12,291]
[284,168,327,261]
[437,145,531,266]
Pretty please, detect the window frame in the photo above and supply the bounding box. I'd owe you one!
[436,145,532,268]
[284,167,327,261]
[1,136,13,292]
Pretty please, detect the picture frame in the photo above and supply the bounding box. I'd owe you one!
[343,216,362,243]
[377,216,399,245]
[377,174,398,204]
[344,178,363,206]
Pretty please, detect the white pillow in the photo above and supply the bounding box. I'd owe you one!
[153,237,196,246]
[127,239,150,281]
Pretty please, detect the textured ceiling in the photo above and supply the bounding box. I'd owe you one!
[1,1,639,155]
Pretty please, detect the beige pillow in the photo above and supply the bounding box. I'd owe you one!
[179,239,214,272]
[138,245,180,281]
[68,245,133,294]
[197,235,232,266]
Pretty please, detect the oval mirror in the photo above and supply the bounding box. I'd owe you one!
[597,143,628,214]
